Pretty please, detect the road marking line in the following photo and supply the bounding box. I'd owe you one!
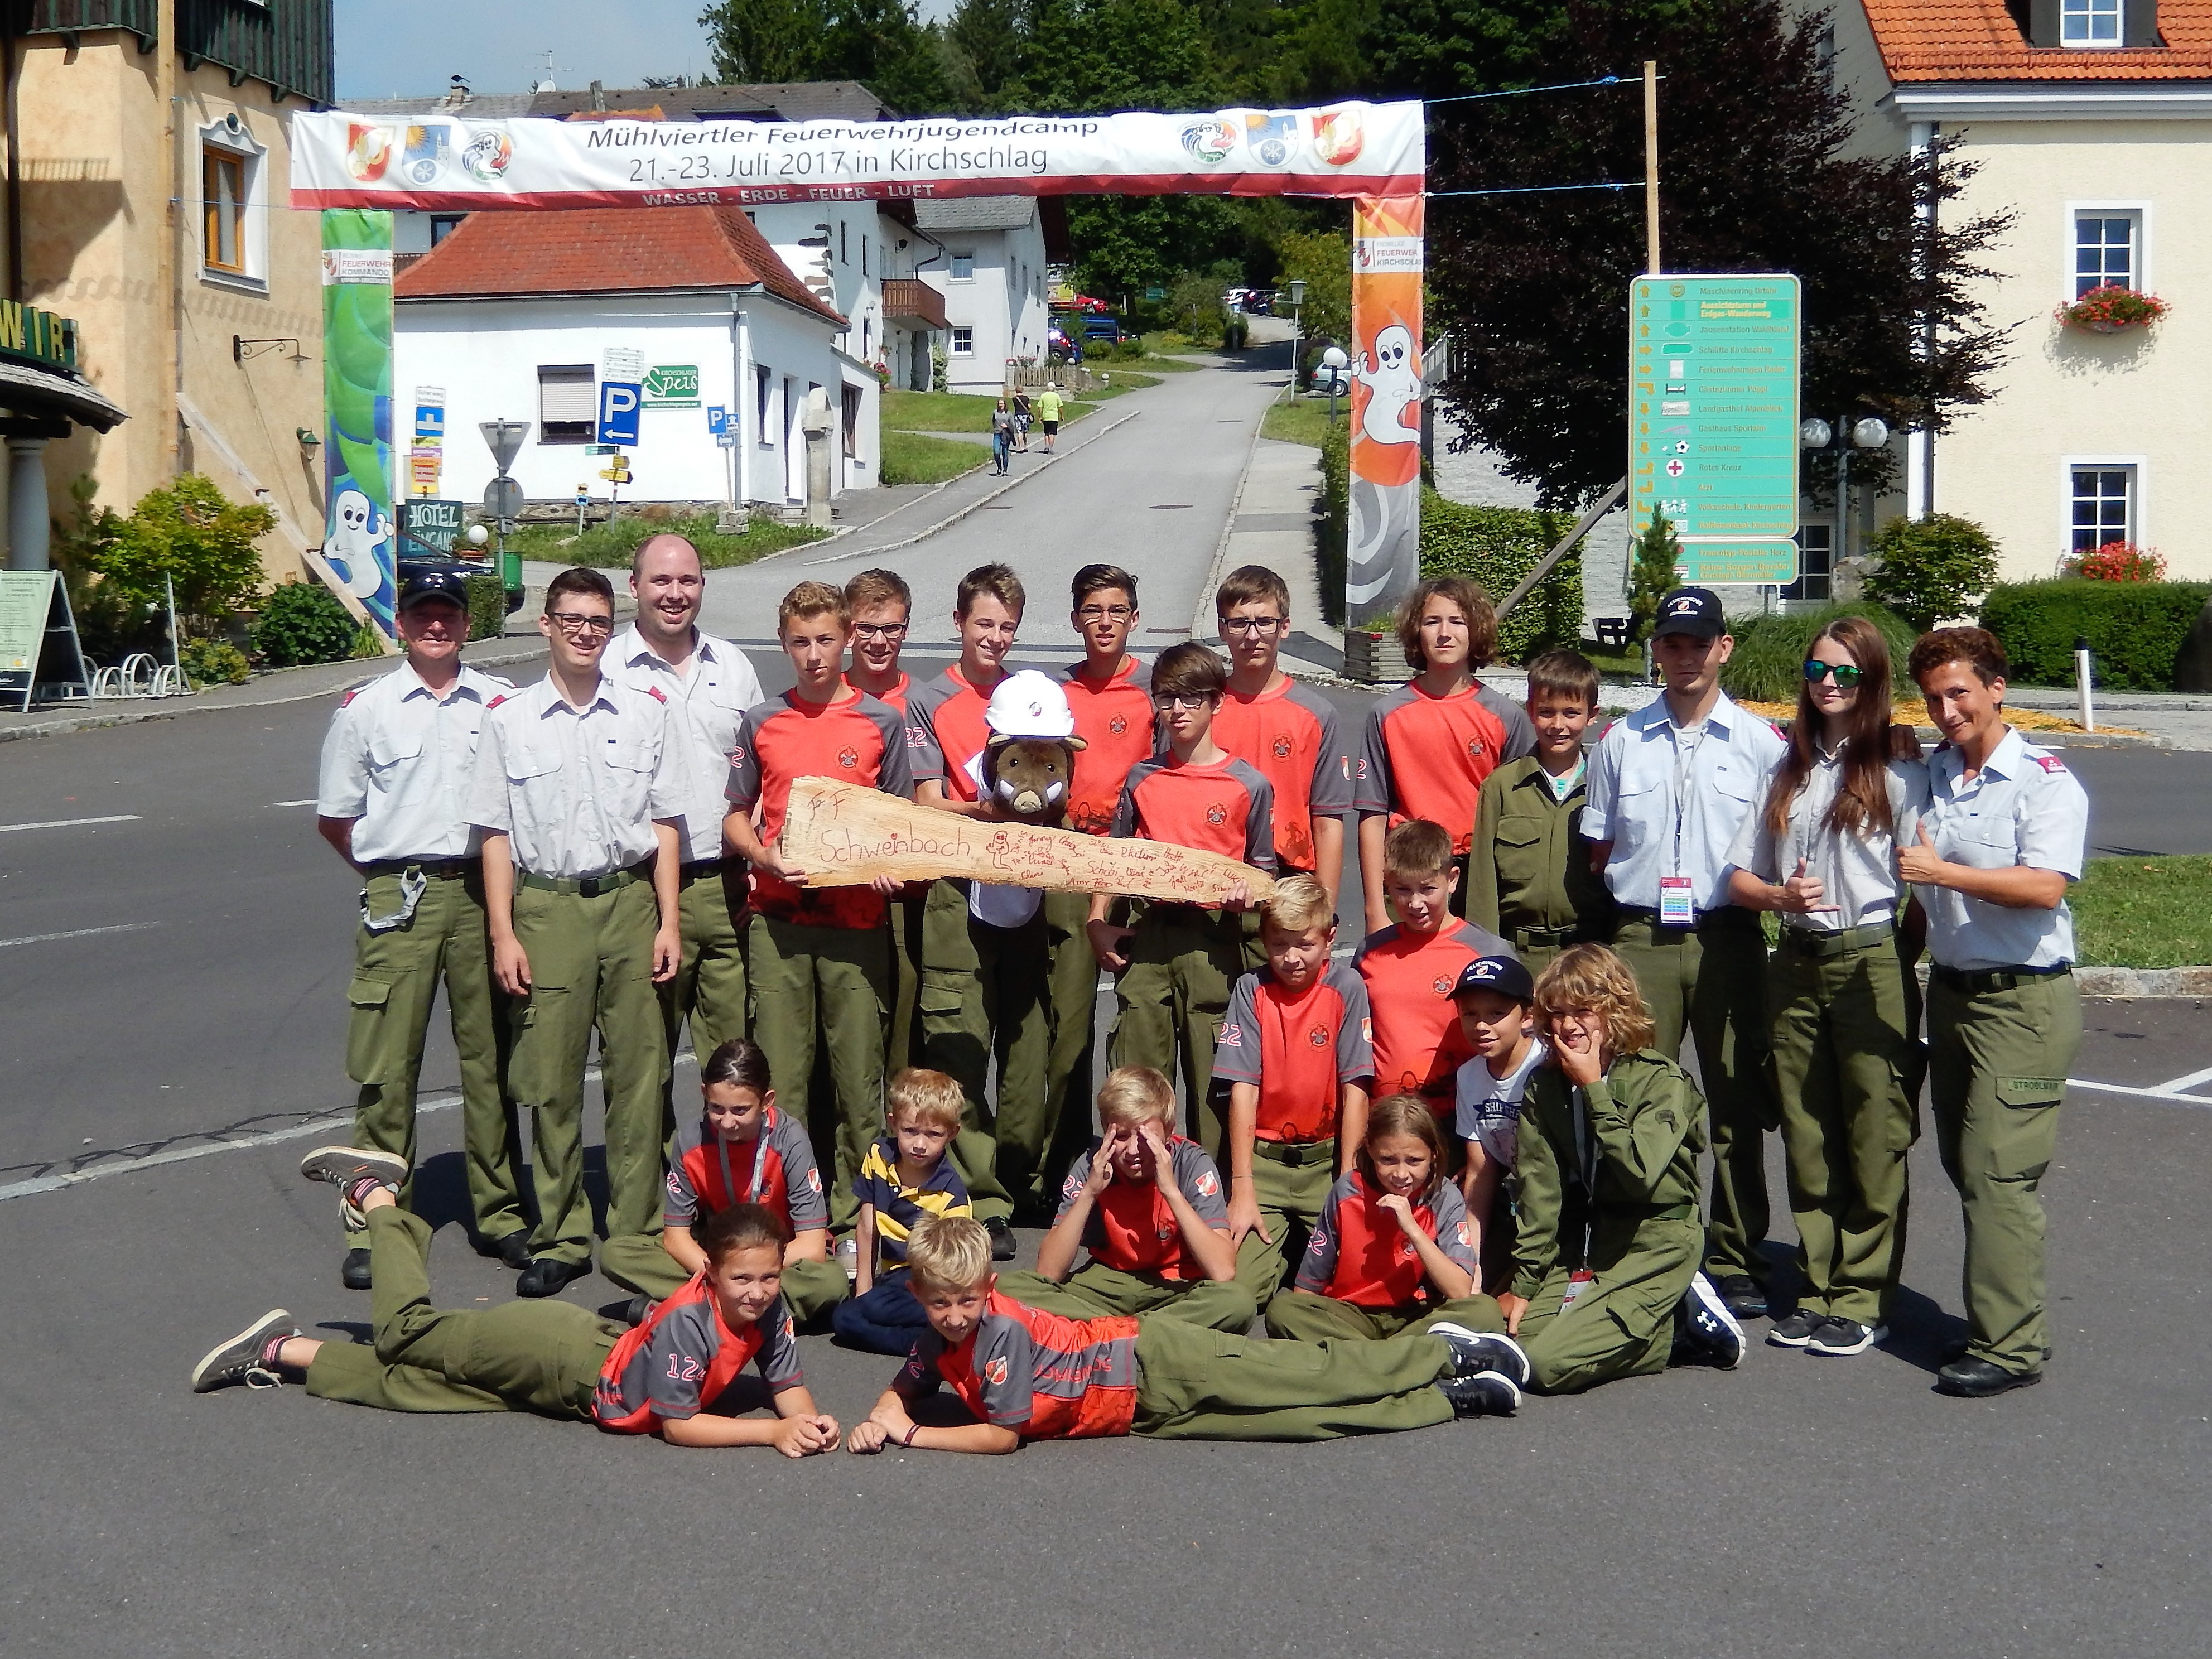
[2148,1063,2212,1094]
[0,814,141,833]
[269,799,318,808]
[2068,1077,2212,1108]
[0,922,160,950]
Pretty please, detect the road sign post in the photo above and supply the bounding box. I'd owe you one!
[1629,274,1801,586]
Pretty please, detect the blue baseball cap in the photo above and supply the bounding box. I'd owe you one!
[1449,955,1535,1002]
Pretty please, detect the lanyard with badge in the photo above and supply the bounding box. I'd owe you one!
[714,1125,772,1206]
[1658,723,1705,926]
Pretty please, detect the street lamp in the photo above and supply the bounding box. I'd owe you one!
[1800,413,1891,567]
[1284,277,1307,387]
[1318,345,1350,423]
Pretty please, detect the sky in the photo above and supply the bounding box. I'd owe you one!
[335,0,957,103]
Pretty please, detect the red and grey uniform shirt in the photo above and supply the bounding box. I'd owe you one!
[594,1279,803,1433]
[1294,1172,1479,1309]
[1057,1134,1229,1280]
[1211,677,1354,873]
[1211,963,1374,1144]
[1352,681,1536,855]
[1354,919,1515,1110]
[664,1103,827,1233]
[903,664,1011,804]
[1060,657,1158,836]
[1108,755,1278,884]
[725,687,912,930]
[899,1290,1139,1440]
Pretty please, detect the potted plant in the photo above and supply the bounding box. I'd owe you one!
[2064,539,2166,582]
[2055,285,2170,333]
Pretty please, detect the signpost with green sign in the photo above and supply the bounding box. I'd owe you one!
[1629,274,1800,586]
[642,364,700,408]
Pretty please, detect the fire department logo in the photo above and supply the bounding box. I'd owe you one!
[838,747,859,769]
[1432,976,1454,995]
[1109,713,1127,736]
[983,1356,1010,1386]
[1272,734,1293,759]
[807,1169,821,1192]
[1308,1024,1331,1048]
[1194,1169,1220,1198]
[1206,803,1227,826]
[1456,1220,1473,1247]
[1466,736,1486,760]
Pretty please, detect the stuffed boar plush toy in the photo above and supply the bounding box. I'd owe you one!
[982,731,1087,824]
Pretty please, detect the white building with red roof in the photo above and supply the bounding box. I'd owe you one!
[1814,0,2212,580]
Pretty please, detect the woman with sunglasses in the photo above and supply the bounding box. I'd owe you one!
[1723,616,1929,1358]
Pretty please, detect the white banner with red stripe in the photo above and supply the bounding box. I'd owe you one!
[288,102,1424,210]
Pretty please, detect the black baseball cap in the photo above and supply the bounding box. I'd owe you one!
[1449,955,1535,1003]
[397,568,470,613]
[1653,587,1726,640]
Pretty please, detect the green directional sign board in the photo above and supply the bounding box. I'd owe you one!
[1630,273,1800,585]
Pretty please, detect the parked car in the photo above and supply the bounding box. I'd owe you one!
[1081,314,1125,345]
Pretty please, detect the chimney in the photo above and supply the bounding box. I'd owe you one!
[590,79,606,112]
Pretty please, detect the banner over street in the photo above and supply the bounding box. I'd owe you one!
[290,102,1425,210]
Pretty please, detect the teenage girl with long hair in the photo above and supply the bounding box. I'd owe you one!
[1726,616,1930,1357]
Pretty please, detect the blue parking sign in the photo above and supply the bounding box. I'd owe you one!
[597,380,640,446]
[706,405,729,436]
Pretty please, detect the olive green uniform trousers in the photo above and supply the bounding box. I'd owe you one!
[1263,1289,1507,1343]
[1108,904,1245,1160]
[597,1237,849,1324]
[1229,1139,1337,1306]
[1610,911,1776,1282]
[746,912,890,1234]
[1130,1316,1456,1440]
[1766,929,1916,1325]
[661,862,749,1071]
[1038,889,1107,1215]
[344,865,526,1246]
[917,877,1033,1223]
[305,1205,614,1415]
[995,1263,1258,1333]
[508,876,671,1267]
[886,885,929,1075]
[1510,1216,1703,1393]
[1927,968,2081,1375]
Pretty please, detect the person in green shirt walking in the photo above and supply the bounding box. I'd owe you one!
[1034,384,1064,451]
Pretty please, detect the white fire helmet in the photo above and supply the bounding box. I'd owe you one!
[982,669,1076,740]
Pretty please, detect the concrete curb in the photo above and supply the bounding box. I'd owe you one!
[2076,965,2212,999]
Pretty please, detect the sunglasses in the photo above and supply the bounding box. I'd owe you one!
[1802,659,1865,687]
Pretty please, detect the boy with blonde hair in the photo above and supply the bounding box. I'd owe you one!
[1215,875,1373,1304]
[833,1068,975,1354]
[844,1213,1528,1451]
[997,1067,1256,1333]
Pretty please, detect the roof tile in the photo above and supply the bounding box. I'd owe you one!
[1864,0,2212,80]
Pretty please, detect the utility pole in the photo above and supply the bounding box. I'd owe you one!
[1643,60,1661,277]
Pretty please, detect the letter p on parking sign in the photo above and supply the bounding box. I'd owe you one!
[597,380,640,446]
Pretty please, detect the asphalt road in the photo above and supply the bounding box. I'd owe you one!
[4,358,2211,1654]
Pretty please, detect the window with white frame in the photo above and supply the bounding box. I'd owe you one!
[1785,522,1833,602]
[2062,0,2122,45]
[537,364,595,443]
[2071,465,2136,553]
[951,325,974,355]
[2074,211,2139,295]
[950,251,975,281]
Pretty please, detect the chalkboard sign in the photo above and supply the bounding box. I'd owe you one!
[401,499,464,551]
[0,570,93,712]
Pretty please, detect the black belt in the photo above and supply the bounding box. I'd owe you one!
[678,857,739,884]
[1779,919,1896,958]
[1619,905,1760,935]
[1932,962,2072,995]
[518,862,650,898]
[1253,1137,1337,1167]
[362,859,473,879]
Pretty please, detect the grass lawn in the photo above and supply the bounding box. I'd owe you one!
[2072,854,2212,967]
[880,429,987,487]
[507,510,822,570]
[883,389,995,432]
[1261,394,1349,448]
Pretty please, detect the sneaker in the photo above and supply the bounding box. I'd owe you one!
[1680,1272,1746,1369]
[340,1247,372,1291]
[1806,1316,1887,1357]
[1766,1308,1826,1348]
[190,1309,298,1393]
[985,1217,1018,1262]
[299,1146,407,1226]
[1426,1322,1531,1390]
[1713,1273,1770,1320]
[1437,1369,1522,1417]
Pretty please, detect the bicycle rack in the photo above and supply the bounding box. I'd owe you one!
[91,653,190,701]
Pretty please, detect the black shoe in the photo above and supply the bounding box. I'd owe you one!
[1766,1308,1825,1348]
[985,1217,1018,1262]
[1806,1316,1887,1357]
[1676,1272,1746,1369]
[1935,1357,2041,1398]
[621,1293,655,1328]
[341,1247,372,1291]
[478,1231,533,1270]
[1714,1274,1770,1320]
[1437,1370,1521,1417]
[1427,1322,1531,1390]
[516,1257,590,1298]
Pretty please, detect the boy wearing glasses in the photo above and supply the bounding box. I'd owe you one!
[844,569,931,1073]
[1209,564,1354,915]
[1090,643,1278,1157]
[469,566,686,1299]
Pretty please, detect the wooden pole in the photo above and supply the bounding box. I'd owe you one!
[1643,60,1661,277]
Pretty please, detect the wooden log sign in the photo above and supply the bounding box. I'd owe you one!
[780,777,1278,905]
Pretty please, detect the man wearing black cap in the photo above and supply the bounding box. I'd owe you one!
[314,570,528,1289]
[1581,587,1786,1319]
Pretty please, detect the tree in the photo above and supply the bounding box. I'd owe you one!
[700,0,829,83]
[1626,503,1681,643]
[1275,226,1350,346]
[1422,0,2013,510]
[75,474,271,639]
[1865,512,1999,631]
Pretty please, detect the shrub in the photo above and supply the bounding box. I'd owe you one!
[1721,602,1919,705]
[1977,579,2212,690]
[1866,513,1999,631]
[1627,507,1682,644]
[180,637,250,686]
[1420,493,1583,663]
[1316,422,1349,626]
[2071,540,2165,582]
[251,581,358,667]
[86,474,271,638]
[464,573,507,642]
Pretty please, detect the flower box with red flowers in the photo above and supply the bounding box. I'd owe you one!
[2055,287,2170,333]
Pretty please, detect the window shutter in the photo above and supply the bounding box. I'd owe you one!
[538,365,595,422]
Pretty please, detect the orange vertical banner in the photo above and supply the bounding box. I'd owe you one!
[1345,192,1424,629]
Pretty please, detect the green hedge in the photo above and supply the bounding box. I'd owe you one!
[1977,580,2212,689]
[1317,422,1350,626]
[1419,492,1584,663]
[464,573,507,642]
[251,581,358,668]
[1720,603,1919,704]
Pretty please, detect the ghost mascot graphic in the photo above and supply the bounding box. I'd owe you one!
[323,488,392,599]
[320,206,398,635]
[1343,195,1425,629]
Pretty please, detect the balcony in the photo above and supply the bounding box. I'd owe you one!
[881,278,948,331]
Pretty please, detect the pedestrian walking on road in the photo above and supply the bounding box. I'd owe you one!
[1013,387,1034,451]
[314,569,528,1291]
[990,398,1014,474]
[1899,626,2088,1400]
[1035,383,1064,451]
